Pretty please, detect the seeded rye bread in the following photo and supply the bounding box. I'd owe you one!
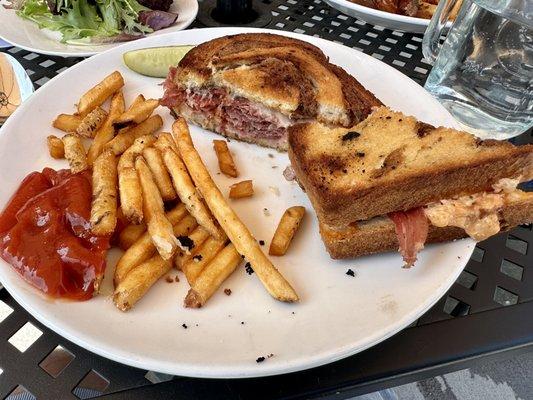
[288,106,533,228]
[169,33,382,150]
[319,193,533,259]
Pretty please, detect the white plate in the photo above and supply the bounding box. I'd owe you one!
[323,0,447,33]
[0,0,198,57]
[0,27,472,378]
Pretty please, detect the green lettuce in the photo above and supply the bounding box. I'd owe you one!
[17,0,152,43]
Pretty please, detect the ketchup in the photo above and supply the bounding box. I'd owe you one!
[0,168,110,300]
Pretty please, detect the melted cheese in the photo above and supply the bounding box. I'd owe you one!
[423,178,523,241]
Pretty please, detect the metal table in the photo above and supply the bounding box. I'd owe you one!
[0,0,532,398]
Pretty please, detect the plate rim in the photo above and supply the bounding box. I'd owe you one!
[0,27,472,378]
[322,0,453,33]
[0,0,199,57]
[327,0,431,26]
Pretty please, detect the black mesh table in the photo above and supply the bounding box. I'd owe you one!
[0,0,532,398]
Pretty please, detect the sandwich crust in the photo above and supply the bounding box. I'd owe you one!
[288,107,533,227]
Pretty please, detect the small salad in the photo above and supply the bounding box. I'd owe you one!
[6,0,178,44]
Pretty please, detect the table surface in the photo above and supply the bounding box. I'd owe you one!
[0,0,532,399]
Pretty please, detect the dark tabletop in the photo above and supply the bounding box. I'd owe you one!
[0,0,532,398]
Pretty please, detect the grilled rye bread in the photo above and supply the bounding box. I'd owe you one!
[319,192,533,259]
[161,33,381,151]
[288,106,533,228]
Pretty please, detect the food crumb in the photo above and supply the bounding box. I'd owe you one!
[256,357,265,363]
[193,254,203,262]
[272,166,278,169]
[259,240,265,246]
[263,208,270,216]
[283,165,296,181]
[245,262,254,275]
[224,288,232,296]
[268,154,274,158]
[267,353,274,358]
[346,269,355,277]
[241,321,245,325]
[291,311,295,315]
[175,275,180,282]
[177,236,195,251]
[269,186,280,196]
[165,275,173,283]
[182,323,188,329]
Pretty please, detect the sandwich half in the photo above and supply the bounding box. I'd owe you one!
[161,33,382,151]
[288,106,533,265]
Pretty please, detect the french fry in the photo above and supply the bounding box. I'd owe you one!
[62,134,88,173]
[269,206,305,256]
[154,132,178,152]
[47,135,64,159]
[53,114,82,133]
[114,204,191,284]
[135,156,178,260]
[119,224,146,250]
[213,139,238,177]
[87,91,125,164]
[113,98,159,129]
[76,106,107,138]
[77,71,124,117]
[173,119,298,302]
[90,150,118,235]
[182,236,227,284]
[118,135,157,224]
[184,243,242,308]
[161,147,223,239]
[143,147,176,201]
[174,226,210,269]
[104,115,162,155]
[229,180,254,199]
[115,204,187,284]
[128,94,145,111]
[113,254,172,311]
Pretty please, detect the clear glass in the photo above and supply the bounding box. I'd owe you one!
[422,0,533,139]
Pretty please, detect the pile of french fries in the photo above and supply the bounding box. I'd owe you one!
[47,71,307,311]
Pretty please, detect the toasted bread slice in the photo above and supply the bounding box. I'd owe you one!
[319,191,533,259]
[162,33,382,150]
[288,106,533,227]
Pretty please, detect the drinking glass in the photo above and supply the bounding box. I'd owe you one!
[422,0,532,139]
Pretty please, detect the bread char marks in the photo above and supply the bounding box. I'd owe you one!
[211,46,350,125]
[327,63,383,123]
[288,106,533,225]
[292,107,533,194]
[176,33,327,84]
